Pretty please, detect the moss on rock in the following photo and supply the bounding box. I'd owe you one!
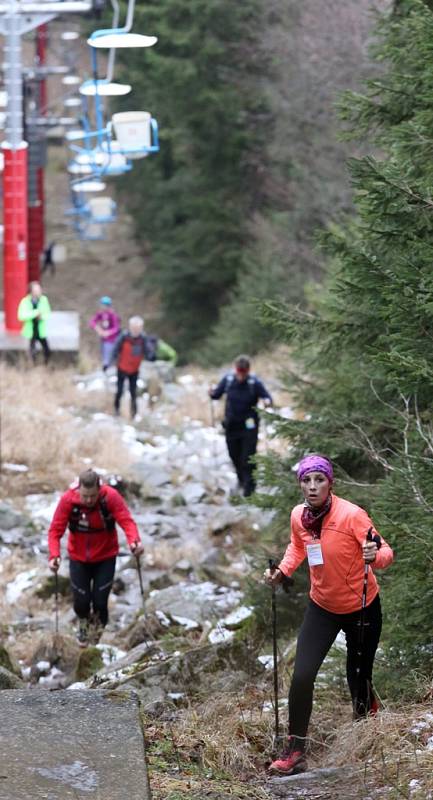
[75,647,104,682]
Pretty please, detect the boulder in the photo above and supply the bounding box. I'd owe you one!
[28,634,81,677]
[0,502,30,531]
[130,461,172,489]
[180,482,207,505]
[75,647,104,682]
[100,639,265,711]
[145,581,243,626]
[122,615,166,650]
[198,547,230,582]
[0,644,21,677]
[0,666,24,689]
[209,507,245,535]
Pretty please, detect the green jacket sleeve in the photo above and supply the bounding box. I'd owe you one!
[156,339,177,365]
[18,296,37,322]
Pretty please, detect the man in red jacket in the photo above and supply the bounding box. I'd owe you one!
[48,469,143,647]
[111,316,158,420]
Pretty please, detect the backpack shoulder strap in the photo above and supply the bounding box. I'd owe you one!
[224,373,235,391]
[98,494,116,531]
[68,504,81,532]
[247,374,258,399]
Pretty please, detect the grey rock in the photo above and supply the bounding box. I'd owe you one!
[174,558,193,575]
[0,502,30,532]
[0,689,151,799]
[145,581,243,625]
[209,506,245,534]
[161,382,184,403]
[180,482,207,505]
[130,461,171,489]
[27,635,81,678]
[0,666,24,689]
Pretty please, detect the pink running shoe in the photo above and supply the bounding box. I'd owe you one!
[269,739,307,775]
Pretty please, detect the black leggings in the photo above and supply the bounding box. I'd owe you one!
[225,427,258,496]
[289,595,382,747]
[69,557,116,627]
[30,335,51,364]
[114,369,138,416]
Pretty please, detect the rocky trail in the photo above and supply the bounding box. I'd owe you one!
[1,363,432,799]
[0,360,296,799]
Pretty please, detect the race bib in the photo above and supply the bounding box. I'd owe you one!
[306,542,324,566]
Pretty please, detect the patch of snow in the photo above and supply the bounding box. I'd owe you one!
[171,615,200,631]
[2,462,29,472]
[25,493,61,527]
[6,569,38,602]
[208,627,234,644]
[222,606,253,628]
[178,374,195,385]
[263,698,288,712]
[258,655,274,671]
[33,761,98,792]
[155,610,171,627]
[36,660,50,672]
[95,644,127,666]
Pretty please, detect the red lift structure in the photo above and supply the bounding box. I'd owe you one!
[0,0,92,333]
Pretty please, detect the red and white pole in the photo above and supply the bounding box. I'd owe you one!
[2,143,28,332]
[2,5,28,333]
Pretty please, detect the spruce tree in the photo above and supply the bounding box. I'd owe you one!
[114,0,270,356]
[260,0,433,692]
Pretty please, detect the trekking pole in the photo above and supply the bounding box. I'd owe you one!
[135,554,156,643]
[209,397,218,466]
[135,554,146,607]
[269,559,280,743]
[354,527,373,717]
[53,569,59,636]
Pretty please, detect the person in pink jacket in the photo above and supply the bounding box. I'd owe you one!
[264,454,394,775]
[89,296,121,372]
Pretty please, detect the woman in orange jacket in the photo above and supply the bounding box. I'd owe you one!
[264,454,394,775]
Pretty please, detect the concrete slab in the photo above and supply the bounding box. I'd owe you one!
[0,689,151,800]
[0,311,80,364]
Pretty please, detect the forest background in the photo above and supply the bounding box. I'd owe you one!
[112,0,433,699]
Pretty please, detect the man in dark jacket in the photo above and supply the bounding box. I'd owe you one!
[48,469,143,646]
[111,316,158,420]
[209,355,272,497]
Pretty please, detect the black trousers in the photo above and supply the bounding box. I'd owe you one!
[288,595,382,747]
[225,426,258,496]
[69,557,116,627]
[30,335,51,364]
[114,369,138,416]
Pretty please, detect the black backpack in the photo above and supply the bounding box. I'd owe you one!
[68,495,116,534]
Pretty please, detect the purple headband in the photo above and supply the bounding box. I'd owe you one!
[296,455,333,483]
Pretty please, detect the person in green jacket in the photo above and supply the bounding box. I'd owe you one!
[17,281,51,364]
[156,339,177,365]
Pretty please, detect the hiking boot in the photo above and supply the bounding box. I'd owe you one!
[269,739,306,775]
[76,619,90,648]
[88,619,104,646]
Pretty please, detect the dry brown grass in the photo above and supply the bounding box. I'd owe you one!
[146,679,433,800]
[0,363,132,492]
[324,704,433,798]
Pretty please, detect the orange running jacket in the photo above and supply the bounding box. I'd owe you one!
[278,494,394,614]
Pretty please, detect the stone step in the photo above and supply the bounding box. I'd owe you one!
[0,689,151,800]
